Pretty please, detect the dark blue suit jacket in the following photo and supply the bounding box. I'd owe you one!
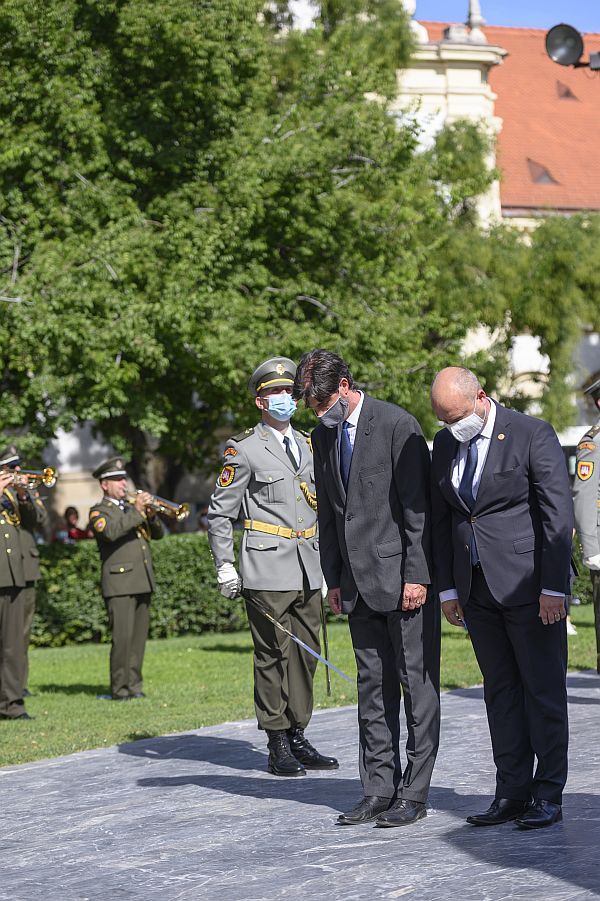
[431,402,573,607]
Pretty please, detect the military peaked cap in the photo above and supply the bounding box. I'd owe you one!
[0,444,21,467]
[248,357,297,396]
[584,378,600,403]
[92,456,128,481]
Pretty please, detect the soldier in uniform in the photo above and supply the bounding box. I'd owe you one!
[0,446,50,697]
[0,449,38,719]
[573,378,600,672]
[89,457,164,700]
[207,357,338,776]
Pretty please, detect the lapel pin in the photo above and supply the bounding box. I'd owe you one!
[498,433,505,441]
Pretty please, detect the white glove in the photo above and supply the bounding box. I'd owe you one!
[584,554,600,572]
[217,562,242,598]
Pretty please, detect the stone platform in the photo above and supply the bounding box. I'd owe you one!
[1,672,600,900]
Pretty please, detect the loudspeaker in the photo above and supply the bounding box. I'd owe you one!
[545,23,584,67]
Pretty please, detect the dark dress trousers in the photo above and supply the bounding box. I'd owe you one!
[0,490,33,717]
[431,402,573,805]
[312,394,440,802]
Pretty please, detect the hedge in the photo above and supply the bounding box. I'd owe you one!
[30,533,594,648]
[32,533,248,647]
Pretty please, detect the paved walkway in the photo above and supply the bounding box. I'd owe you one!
[1,672,600,900]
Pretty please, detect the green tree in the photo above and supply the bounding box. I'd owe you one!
[1,0,586,489]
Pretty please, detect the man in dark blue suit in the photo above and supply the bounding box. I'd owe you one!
[430,366,573,830]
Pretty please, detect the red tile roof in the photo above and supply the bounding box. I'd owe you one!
[422,22,600,213]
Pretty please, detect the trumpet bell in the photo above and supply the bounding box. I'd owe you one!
[175,502,190,522]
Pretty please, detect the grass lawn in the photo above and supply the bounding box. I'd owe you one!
[1,604,596,768]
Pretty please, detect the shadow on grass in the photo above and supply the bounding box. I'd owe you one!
[198,643,254,654]
[36,683,107,696]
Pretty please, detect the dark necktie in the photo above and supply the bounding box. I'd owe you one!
[458,437,479,564]
[458,437,479,510]
[340,421,353,490]
[283,436,298,471]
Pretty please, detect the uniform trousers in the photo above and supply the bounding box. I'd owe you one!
[105,594,151,699]
[592,570,600,674]
[245,583,321,731]
[22,582,37,690]
[348,595,440,802]
[465,566,568,805]
[0,587,26,718]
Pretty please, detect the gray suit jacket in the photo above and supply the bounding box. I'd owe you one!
[311,394,432,614]
[572,419,600,561]
[431,402,574,607]
[208,422,322,592]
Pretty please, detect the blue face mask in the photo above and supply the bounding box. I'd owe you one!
[267,393,297,422]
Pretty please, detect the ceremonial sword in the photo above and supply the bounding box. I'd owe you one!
[243,592,353,685]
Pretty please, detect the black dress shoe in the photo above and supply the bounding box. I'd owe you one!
[287,726,339,770]
[466,798,530,826]
[0,711,34,720]
[514,800,562,830]
[130,692,146,699]
[338,796,392,825]
[376,799,427,828]
[266,729,306,777]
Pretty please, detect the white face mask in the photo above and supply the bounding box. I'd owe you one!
[445,399,485,443]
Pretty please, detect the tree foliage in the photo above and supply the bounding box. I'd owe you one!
[0,0,595,486]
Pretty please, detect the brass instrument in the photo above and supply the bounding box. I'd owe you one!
[128,490,190,522]
[2,467,58,489]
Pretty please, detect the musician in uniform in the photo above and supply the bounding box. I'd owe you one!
[573,378,600,672]
[89,457,164,700]
[0,446,50,698]
[207,357,338,776]
[0,448,39,719]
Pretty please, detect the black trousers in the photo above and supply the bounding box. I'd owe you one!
[465,567,568,805]
[348,595,440,802]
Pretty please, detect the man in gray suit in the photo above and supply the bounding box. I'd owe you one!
[294,349,440,827]
[208,356,338,777]
[431,366,572,830]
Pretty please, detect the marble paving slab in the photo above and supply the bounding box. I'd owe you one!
[1,672,600,900]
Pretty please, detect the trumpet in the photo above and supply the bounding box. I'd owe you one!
[2,467,58,489]
[128,490,190,522]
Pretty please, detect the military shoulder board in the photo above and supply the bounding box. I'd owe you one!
[232,427,255,442]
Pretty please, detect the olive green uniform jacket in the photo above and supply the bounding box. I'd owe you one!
[88,498,164,598]
[20,492,50,583]
[0,489,36,589]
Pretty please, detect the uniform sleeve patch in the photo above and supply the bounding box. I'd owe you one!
[578,442,597,451]
[90,510,101,518]
[217,465,236,488]
[224,447,238,458]
[577,461,595,481]
[92,516,106,532]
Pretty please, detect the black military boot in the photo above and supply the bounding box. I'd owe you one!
[266,730,306,777]
[287,726,339,770]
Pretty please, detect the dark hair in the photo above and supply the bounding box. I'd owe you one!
[65,506,78,519]
[293,349,355,405]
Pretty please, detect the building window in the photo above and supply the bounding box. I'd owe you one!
[527,159,559,185]
[556,81,579,101]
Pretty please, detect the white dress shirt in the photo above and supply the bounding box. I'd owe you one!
[265,423,301,466]
[343,391,365,449]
